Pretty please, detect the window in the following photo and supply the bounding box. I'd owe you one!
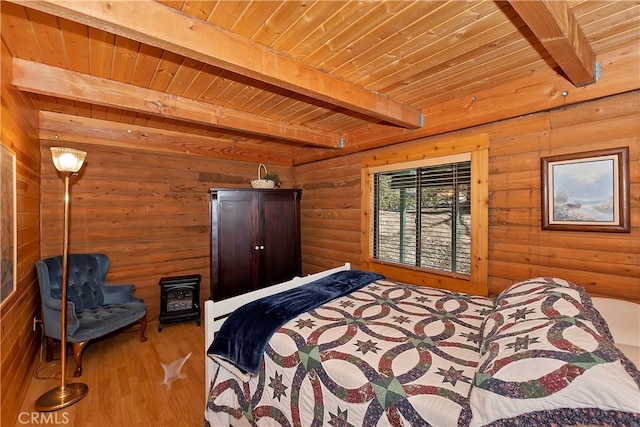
[373,156,471,275]
[361,134,488,295]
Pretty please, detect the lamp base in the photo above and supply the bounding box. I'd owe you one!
[35,382,88,412]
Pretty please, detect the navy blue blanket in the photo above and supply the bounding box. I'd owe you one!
[207,270,384,374]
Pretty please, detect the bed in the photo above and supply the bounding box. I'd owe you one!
[204,264,640,426]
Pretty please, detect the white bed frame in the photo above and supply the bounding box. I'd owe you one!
[204,262,351,398]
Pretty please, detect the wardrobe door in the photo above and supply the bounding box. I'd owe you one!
[258,190,302,288]
[210,190,258,300]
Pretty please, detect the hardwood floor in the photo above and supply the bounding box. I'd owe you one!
[17,319,205,426]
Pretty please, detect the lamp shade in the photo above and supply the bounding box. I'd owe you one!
[50,147,87,173]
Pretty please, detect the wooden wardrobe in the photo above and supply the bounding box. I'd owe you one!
[209,188,302,300]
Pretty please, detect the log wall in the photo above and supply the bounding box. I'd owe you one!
[296,90,639,301]
[39,147,294,319]
[0,39,41,424]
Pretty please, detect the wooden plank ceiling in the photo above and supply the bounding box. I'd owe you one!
[2,0,639,165]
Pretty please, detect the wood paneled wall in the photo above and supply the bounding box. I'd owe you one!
[39,145,294,318]
[296,90,639,302]
[0,39,41,424]
[487,91,639,299]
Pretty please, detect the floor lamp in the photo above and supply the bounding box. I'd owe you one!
[36,147,89,411]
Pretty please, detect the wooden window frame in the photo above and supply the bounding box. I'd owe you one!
[361,134,489,296]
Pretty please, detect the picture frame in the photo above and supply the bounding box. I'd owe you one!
[1,144,17,307]
[540,147,630,232]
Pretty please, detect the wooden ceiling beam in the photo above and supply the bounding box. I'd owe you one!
[38,111,294,166]
[10,0,423,129]
[294,41,639,165]
[13,58,340,148]
[508,0,597,86]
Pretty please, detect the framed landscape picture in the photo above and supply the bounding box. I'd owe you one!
[540,147,630,232]
[1,144,17,307]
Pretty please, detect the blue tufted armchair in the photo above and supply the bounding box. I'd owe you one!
[36,253,147,377]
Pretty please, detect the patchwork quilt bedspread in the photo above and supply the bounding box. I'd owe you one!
[205,279,494,426]
[205,275,640,426]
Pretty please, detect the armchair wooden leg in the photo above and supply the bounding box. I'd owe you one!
[71,341,89,377]
[139,315,148,342]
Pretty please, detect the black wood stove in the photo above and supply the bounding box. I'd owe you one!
[158,274,201,332]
